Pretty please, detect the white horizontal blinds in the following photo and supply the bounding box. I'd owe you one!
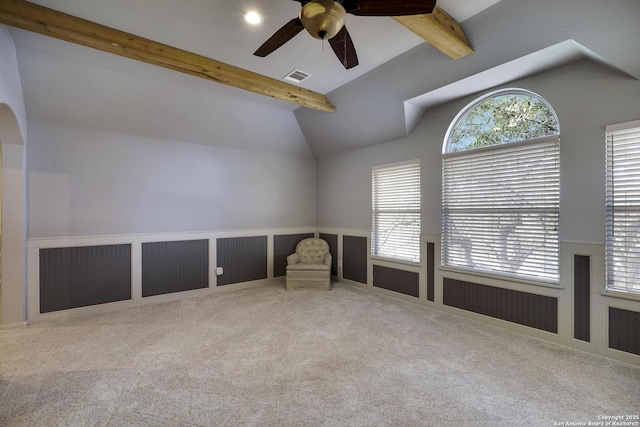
[442,137,560,282]
[372,161,421,263]
[606,123,640,295]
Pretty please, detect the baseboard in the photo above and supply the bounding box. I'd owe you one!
[27,278,280,324]
[341,278,421,305]
[0,321,29,329]
[338,278,640,367]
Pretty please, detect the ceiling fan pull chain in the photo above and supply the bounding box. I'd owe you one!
[343,34,347,67]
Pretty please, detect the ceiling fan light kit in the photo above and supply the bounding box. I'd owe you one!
[300,0,346,40]
[254,0,438,70]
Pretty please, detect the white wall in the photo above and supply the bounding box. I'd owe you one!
[0,25,27,326]
[317,59,640,242]
[28,122,317,238]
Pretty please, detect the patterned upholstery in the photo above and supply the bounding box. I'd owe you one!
[296,238,330,264]
[286,238,332,291]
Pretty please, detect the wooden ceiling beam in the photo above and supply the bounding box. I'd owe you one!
[394,6,474,60]
[0,0,336,113]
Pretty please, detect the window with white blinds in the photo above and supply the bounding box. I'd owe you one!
[442,137,560,282]
[606,120,640,295]
[372,160,421,263]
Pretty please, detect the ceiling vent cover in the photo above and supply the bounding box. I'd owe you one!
[283,69,311,84]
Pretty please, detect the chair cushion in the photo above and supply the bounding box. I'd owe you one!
[286,262,330,272]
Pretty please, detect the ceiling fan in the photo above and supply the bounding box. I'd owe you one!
[254,0,437,69]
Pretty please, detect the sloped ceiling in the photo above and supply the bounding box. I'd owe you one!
[296,0,640,158]
[8,0,640,159]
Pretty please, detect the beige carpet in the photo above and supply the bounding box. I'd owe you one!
[1,282,639,426]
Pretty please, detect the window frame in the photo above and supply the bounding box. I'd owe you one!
[371,159,421,265]
[441,88,560,284]
[443,88,560,154]
[605,119,640,296]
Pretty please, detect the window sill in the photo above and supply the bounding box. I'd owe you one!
[600,290,640,303]
[370,255,421,268]
[439,266,562,290]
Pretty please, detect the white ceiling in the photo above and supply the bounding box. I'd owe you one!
[7,0,640,158]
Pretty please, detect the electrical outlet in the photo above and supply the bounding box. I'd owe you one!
[216,267,223,276]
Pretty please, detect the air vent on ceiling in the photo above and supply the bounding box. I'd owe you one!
[283,69,311,84]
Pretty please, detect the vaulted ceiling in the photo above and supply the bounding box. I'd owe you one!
[6,0,640,158]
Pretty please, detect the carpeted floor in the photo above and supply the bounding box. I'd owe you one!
[1,282,639,426]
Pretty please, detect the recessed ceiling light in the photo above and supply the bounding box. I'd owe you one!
[243,11,263,25]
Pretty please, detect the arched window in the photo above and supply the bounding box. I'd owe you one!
[441,89,560,283]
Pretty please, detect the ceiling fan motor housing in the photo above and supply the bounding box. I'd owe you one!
[300,0,346,40]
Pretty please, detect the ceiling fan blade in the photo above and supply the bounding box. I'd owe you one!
[253,18,305,57]
[329,26,359,69]
[346,0,436,16]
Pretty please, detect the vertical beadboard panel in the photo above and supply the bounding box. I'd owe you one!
[343,235,367,284]
[319,233,338,277]
[39,244,131,313]
[273,233,314,277]
[373,265,419,297]
[216,236,267,286]
[574,255,591,342]
[609,307,640,356]
[141,240,209,297]
[427,242,435,302]
[443,278,558,333]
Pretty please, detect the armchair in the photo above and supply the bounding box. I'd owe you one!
[286,238,332,291]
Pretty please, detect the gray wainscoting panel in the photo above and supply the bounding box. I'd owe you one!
[443,278,558,333]
[273,233,314,277]
[373,265,419,297]
[343,235,367,284]
[427,242,435,302]
[574,255,591,342]
[609,307,640,356]
[40,244,131,313]
[142,240,209,297]
[217,236,267,286]
[319,233,338,277]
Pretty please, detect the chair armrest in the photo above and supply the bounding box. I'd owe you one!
[287,253,300,265]
[324,253,332,268]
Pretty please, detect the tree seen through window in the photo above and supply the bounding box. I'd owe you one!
[448,93,559,152]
